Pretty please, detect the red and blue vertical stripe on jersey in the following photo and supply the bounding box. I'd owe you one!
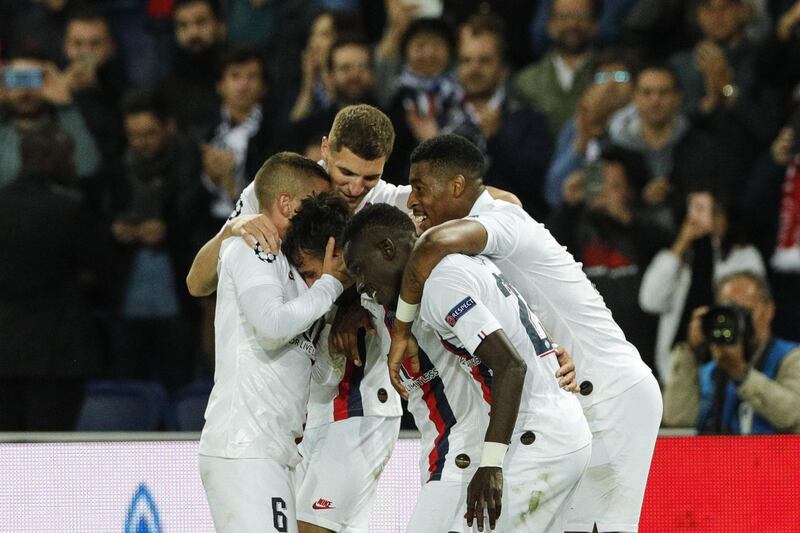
[439,337,493,408]
[414,349,456,482]
[332,329,366,420]
[385,306,455,482]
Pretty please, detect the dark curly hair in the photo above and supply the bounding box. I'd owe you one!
[282,191,352,268]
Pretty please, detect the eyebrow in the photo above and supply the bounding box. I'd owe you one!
[336,164,381,180]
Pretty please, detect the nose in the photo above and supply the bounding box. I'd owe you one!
[407,190,418,210]
[349,177,365,197]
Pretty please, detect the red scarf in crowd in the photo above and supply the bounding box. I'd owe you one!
[772,154,800,272]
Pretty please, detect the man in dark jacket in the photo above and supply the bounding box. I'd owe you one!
[608,63,738,230]
[110,90,201,390]
[0,126,108,431]
[457,13,553,218]
[161,0,226,138]
[182,46,280,251]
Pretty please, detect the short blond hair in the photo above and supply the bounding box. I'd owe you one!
[328,104,395,160]
[254,152,330,212]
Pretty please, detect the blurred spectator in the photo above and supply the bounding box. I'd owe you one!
[757,1,800,103]
[6,0,82,62]
[0,49,100,188]
[290,37,377,155]
[375,0,420,101]
[384,17,483,184]
[457,13,553,217]
[639,189,766,382]
[745,113,800,343]
[669,0,782,186]
[62,7,128,163]
[161,0,225,138]
[663,271,800,434]
[608,63,736,229]
[622,0,695,61]
[512,0,600,138]
[221,0,318,120]
[186,46,279,248]
[0,126,107,431]
[110,90,199,390]
[548,145,670,370]
[289,9,364,123]
[529,0,638,59]
[439,0,539,69]
[545,49,634,207]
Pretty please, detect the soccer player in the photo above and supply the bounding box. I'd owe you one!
[389,134,663,533]
[342,204,592,532]
[198,153,348,533]
[186,105,521,533]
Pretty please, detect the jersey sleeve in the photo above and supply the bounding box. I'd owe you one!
[228,182,259,220]
[310,324,347,386]
[420,260,502,355]
[465,206,520,259]
[227,243,343,349]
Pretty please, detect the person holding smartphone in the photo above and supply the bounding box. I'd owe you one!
[0,49,101,188]
[639,188,767,383]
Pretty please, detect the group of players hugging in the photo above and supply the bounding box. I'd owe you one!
[187,104,663,533]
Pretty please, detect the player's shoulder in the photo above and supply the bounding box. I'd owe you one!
[221,237,288,271]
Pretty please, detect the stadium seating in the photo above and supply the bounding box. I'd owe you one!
[168,380,213,432]
[75,380,171,431]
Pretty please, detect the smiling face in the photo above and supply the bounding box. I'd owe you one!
[407,161,470,232]
[322,139,386,209]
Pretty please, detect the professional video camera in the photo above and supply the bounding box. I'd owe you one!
[701,304,753,345]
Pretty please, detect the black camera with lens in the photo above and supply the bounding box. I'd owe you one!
[701,305,753,345]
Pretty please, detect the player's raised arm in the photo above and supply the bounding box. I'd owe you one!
[186,188,280,297]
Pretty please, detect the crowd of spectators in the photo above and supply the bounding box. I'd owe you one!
[1,0,799,434]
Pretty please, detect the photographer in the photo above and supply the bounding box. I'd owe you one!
[662,271,800,434]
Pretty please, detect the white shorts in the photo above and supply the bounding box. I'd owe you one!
[295,416,400,532]
[406,478,470,533]
[566,373,663,532]
[497,437,592,533]
[199,454,298,533]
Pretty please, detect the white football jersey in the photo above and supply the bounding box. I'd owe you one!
[466,191,652,407]
[228,173,409,428]
[419,254,592,459]
[304,294,402,429]
[364,298,491,485]
[200,239,337,466]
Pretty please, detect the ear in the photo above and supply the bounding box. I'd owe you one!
[216,78,223,96]
[218,22,227,40]
[763,301,776,328]
[321,136,330,160]
[378,237,396,261]
[450,174,467,198]
[277,192,294,219]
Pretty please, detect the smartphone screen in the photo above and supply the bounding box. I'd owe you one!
[3,67,44,89]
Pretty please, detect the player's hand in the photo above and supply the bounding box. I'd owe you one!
[554,345,579,392]
[226,213,280,255]
[465,466,503,531]
[330,300,376,367]
[388,322,420,400]
[322,237,353,287]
